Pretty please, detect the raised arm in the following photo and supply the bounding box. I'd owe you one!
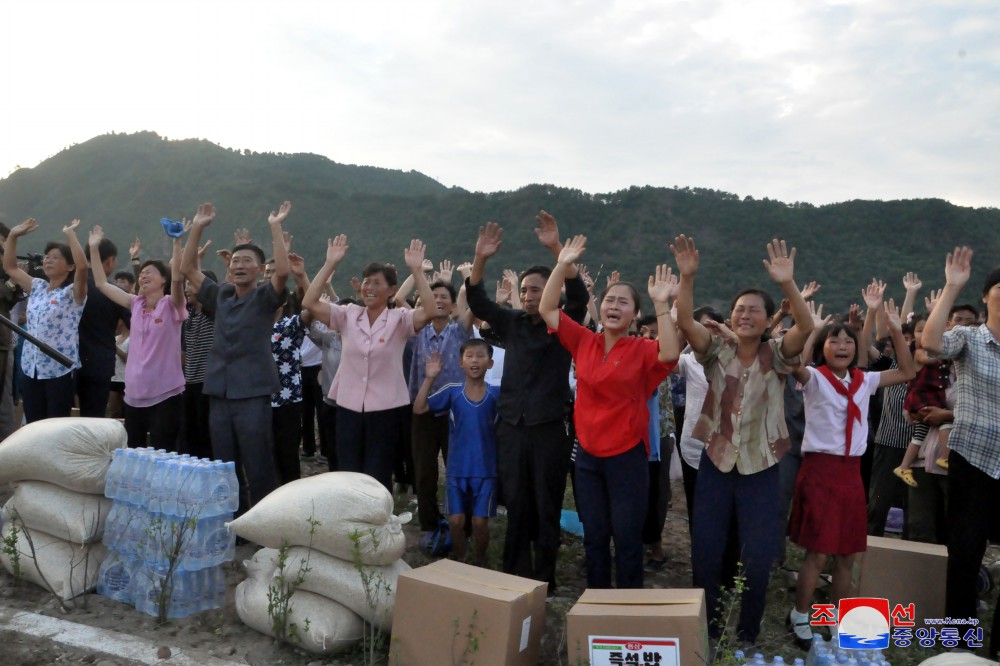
[404,240,437,331]
[267,201,291,295]
[169,238,186,310]
[393,273,416,309]
[539,235,585,331]
[878,299,917,387]
[535,211,578,279]
[64,220,89,305]
[669,235,712,354]
[764,239,814,358]
[900,272,921,324]
[303,235,347,324]
[3,219,39,293]
[647,264,682,363]
[88,226,134,309]
[181,203,215,292]
[412,352,443,415]
[860,279,886,369]
[792,302,829,385]
[469,222,502,287]
[922,247,972,355]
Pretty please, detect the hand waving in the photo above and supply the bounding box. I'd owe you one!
[475,222,503,259]
[647,264,678,305]
[763,239,797,285]
[670,235,700,277]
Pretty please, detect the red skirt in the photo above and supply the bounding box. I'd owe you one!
[788,452,867,555]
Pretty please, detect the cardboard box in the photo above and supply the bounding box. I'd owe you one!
[855,535,947,624]
[390,559,547,666]
[566,589,708,666]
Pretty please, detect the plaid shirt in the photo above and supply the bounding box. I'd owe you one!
[932,324,1000,479]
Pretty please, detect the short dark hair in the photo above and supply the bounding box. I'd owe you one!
[693,305,725,324]
[361,262,397,287]
[637,314,658,328]
[232,243,266,265]
[139,259,172,294]
[429,280,457,302]
[460,337,493,359]
[600,281,643,317]
[520,265,551,283]
[812,322,860,369]
[43,242,76,283]
[730,288,776,319]
[949,303,979,320]
[113,270,134,284]
[84,237,117,264]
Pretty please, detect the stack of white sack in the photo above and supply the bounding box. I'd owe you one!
[0,418,125,600]
[230,472,412,656]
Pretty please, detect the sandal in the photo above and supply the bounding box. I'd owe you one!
[894,467,918,487]
[936,457,950,469]
[787,610,813,650]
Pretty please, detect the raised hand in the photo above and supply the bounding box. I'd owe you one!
[192,202,216,228]
[421,259,434,274]
[779,298,791,316]
[924,288,943,313]
[216,248,232,266]
[289,252,306,277]
[807,300,826,327]
[902,272,922,292]
[282,231,293,253]
[847,303,863,330]
[456,262,473,280]
[557,235,587,265]
[325,235,349,266]
[763,238,797,285]
[233,227,251,245]
[351,276,362,299]
[647,264,678,305]
[704,319,739,344]
[496,277,512,305]
[800,281,821,301]
[669,235,700,277]
[404,239,428,273]
[129,237,141,259]
[268,201,292,227]
[944,246,973,288]
[534,210,561,250]
[578,264,594,292]
[424,351,444,379]
[862,278,886,310]
[884,298,903,331]
[197,240,213,259]
[62,219,81,235]
[88,225,105,246]
[475,222,503,259]
[437,260,454,283]
[606,270,621,288]
[502,269,520,291]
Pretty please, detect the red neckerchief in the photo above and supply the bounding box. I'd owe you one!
[816,366,865,458]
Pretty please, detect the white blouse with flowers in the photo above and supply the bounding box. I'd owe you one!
[21,277,85,379]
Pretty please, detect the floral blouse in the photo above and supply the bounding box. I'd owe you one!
[21,278,85,379]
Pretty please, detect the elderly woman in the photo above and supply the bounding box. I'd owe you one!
[3,218,88,422]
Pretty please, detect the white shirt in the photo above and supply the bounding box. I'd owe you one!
[676,352,709,468]
[801,366,880,456]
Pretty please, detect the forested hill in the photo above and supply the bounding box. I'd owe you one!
[0,132,997,312]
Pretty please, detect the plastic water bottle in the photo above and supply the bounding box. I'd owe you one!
[753,654,766,664]
[202,514,235,567]
[733,651,746,664]
[794,659,805,666]
[105,449,125,498]
[773,657,785,665]
[97,553,136,603]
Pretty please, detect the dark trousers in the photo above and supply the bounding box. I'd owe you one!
[124,394,183,450]
[642,436,673,546]
[0,350,15,440]
[336,405,402,492]
[945,451,1000,658]
[497,418,573,593]
[777,450,802,565]
[692,450,780,643]
[181,382,212,459]
[273,402,303,485]
[909,467,948,545]
[412,411,449,530]
[577,441,649,589]
[21,372,76,423]
[209,396,278,510]
[867,444,909,537]
[76,372,111,418]
[681,453,741,582]
[300,365,321,456]
[395,407,414,488]
[318,401,338,470]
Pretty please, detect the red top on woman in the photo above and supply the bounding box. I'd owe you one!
[551,311,675,457]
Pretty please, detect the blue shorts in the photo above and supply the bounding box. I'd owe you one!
[445,476,497,518]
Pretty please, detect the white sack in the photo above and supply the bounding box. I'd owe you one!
[0,522,107,601]
[0,418,126,494]
[228,472,410,565]
[3,481,112,543]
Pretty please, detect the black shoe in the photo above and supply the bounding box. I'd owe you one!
[786,612,813,651]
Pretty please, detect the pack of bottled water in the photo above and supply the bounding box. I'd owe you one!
[97,447,239,617]
[803,634,891,666]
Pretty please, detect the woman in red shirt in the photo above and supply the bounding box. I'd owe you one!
[539,235,680,588]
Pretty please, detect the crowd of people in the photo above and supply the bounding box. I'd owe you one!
[0,204,996,657]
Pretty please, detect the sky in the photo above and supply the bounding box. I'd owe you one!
[1,0,998,207]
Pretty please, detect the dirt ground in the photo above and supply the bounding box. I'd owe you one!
[0,458,995,665]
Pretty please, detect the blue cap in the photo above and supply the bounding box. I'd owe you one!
[161,218,185,238]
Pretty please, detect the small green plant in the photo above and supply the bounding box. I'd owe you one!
[266,514,319,646]
[141,511,199,624]
[2,520,21,580]
[711,561,748,665]
[350,526,394,666]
